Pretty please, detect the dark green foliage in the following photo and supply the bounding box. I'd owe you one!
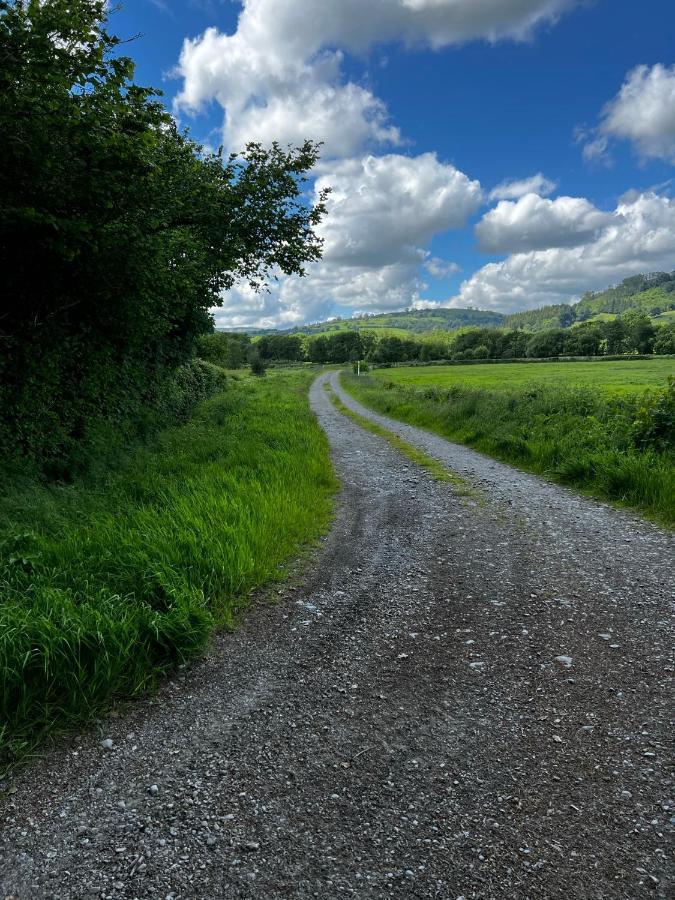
[504,304,577,331]
[0,0,326,470]
[195,332,251,369]
[248,349,267,376]
[632,378,675,452]
[526,329,567,358]
[654,323,675,355]
[501,273,675,332]
[257,333,305,361]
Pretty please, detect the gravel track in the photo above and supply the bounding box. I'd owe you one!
[0,370,673,900]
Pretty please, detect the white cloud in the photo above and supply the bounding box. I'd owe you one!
[475,193,612,253]
[424,256,461,277]
[175,0,579,156]
[316,153,482,266]
[213,152,482,327]
[449,192,675,311]
[489,173,557,200]
[581,64,675,164]
[173,0,584,327]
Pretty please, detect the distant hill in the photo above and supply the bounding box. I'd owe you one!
[224,271,675,337]
[286,307,505,336]
[503,304,577,331]
[503,272,675,332]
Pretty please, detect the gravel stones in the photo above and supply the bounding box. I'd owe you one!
[0,370,672,899]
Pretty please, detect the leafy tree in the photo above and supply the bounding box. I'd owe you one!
[525,329,566,358]
[0,0,327,465]
[248,349,267,376]
[654,323,675,355]
[621,311,656,354]
[257,334,306,361]
[195,332,251,369]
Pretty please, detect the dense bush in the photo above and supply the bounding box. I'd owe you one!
[0,0,326,471]
[632,377,675,452]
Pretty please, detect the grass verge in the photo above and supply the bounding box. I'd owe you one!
[341,373,674,526]
[0,370,336,770]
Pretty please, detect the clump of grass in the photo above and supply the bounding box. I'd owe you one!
[0,371,336,769]
[342,372,674,526]
[326,387,476,498]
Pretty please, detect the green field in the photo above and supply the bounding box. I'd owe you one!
[370,358,674,396]
[343,366,674,526]
[0,370,336,768]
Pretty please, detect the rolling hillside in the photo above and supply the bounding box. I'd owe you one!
[232,271,675,338]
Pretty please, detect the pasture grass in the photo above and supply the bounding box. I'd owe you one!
[0,370,336,769]
[370,358,674,396]
[342,372,674,526]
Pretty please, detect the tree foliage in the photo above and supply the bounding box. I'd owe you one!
[0,0,327,468]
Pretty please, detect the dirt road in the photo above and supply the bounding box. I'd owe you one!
[1,370,672,899]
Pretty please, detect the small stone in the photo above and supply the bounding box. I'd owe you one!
[149,784,159,795]
[100,738,114,751]
[244,841,260,852]
[598,633,611,641]
[554,655,573,669]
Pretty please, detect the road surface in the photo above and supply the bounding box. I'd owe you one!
[0,370,672,899]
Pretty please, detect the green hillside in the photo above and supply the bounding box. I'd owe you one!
[286,307,505,336]
[230,271,675,339]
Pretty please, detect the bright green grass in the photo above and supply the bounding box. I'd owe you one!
[342,372,674,526]
[369,358,674,396]
[0,371,336,768]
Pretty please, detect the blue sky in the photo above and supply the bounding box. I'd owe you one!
[112,1,675,328]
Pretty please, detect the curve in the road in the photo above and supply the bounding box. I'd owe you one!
[0,371,672,899]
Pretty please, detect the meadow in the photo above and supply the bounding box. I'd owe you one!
[369,357,674,396]
[343,361,674,525]
[0,370,336,769]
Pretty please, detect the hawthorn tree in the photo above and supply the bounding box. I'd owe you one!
[0,0,328,463]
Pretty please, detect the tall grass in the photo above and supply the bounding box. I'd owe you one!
[0,370,336,767]
[342,373,674,526]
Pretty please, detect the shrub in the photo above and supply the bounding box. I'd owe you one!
[632,377,675,451]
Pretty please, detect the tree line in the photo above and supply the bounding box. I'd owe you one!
[0,0,326,472]
[199,313,675,368]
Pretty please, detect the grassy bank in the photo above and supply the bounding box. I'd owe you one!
[342,372,674,526]
[0,370,336,768]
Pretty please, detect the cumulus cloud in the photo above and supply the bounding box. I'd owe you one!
[175,0,579,156]
[173,0,583,326]
[581,64,675,164]
[316,153,482,266]
[213,152,482,327]
[488,173,557,200]
[449,192,675,311]
[475,193,612,253]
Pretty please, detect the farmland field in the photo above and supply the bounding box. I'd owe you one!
[370,358,674,396]
[342,363,674,525]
